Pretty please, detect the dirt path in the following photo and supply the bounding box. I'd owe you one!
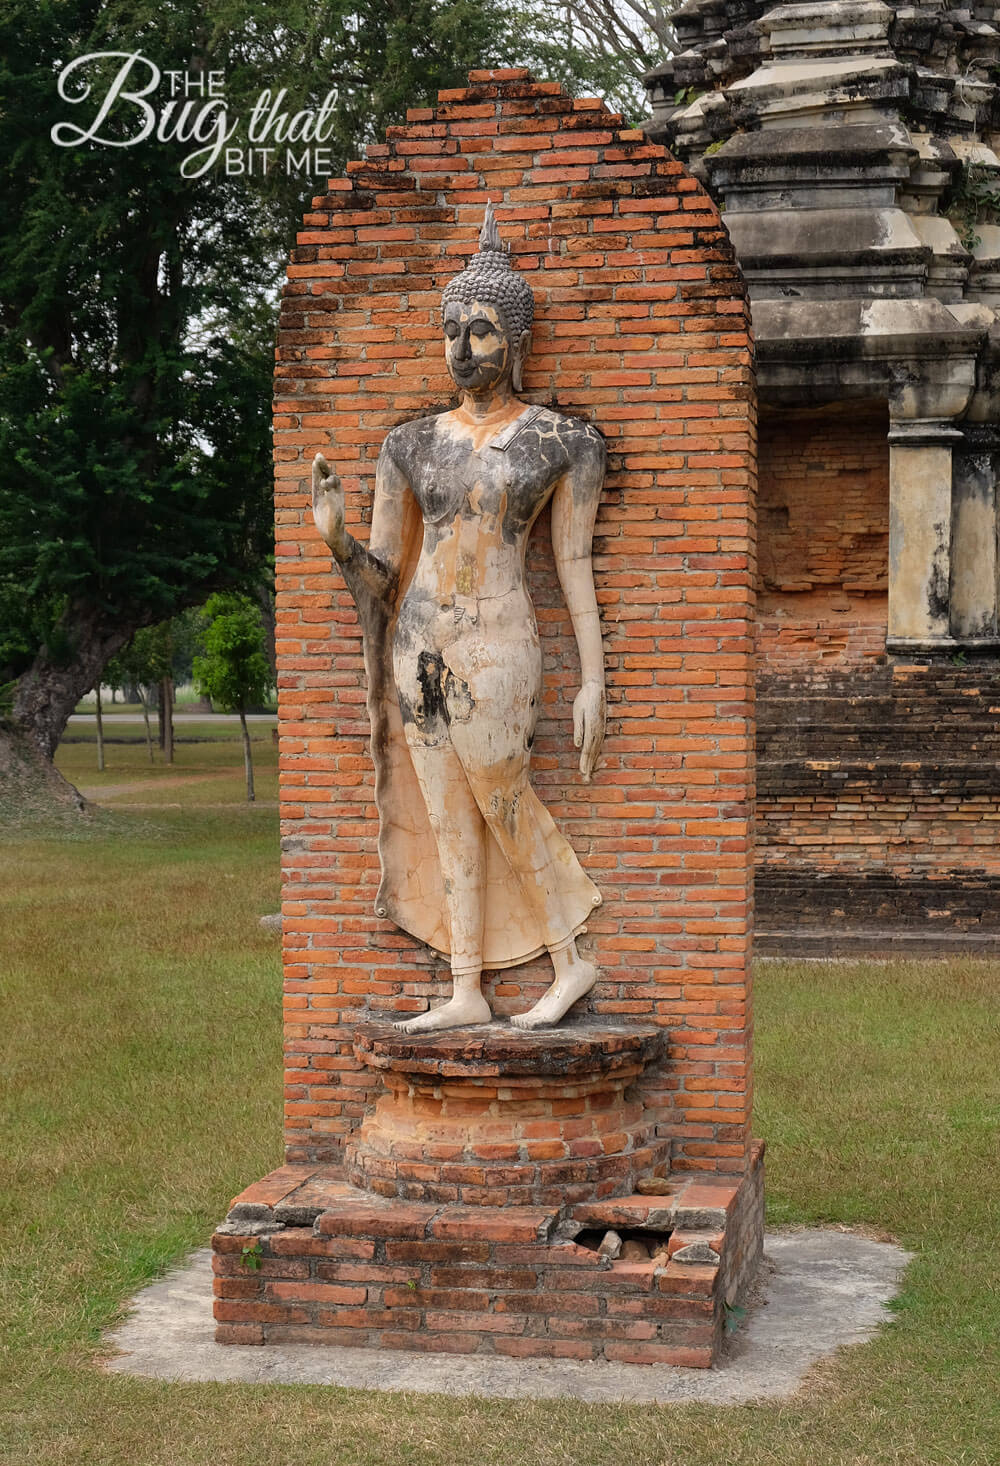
[77,772,224,801]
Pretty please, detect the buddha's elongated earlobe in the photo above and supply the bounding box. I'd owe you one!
[512,329,531,393]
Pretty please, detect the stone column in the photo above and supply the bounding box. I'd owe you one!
[950,437,999,643]
[887,419,960,646]
[887,352,977,650]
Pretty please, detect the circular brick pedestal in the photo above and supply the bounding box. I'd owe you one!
[346,1021,667,1206]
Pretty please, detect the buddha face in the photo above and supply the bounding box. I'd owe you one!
[443,299,512,395]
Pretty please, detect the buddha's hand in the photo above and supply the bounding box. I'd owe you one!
[311,452,351,562]
[573,680,606,783]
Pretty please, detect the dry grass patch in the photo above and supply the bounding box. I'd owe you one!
[1,748,998,1464]
[56,718,278,807]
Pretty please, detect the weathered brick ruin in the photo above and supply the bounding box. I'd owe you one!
[648,1,1000,949]
[213,70,762,1366]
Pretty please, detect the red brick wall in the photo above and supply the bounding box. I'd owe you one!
[273,71,757,1175]
[756,659,1000,943]
[751,408,1000,942]
[757,407,888,673]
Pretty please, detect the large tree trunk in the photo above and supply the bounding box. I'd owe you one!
[0,721,89,826]
[5,603,137,822]
[12,603,133,762]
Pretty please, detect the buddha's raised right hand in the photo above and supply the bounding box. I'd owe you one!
[311,452,352,563]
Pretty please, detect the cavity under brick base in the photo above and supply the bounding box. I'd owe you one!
[211,1144,765,1367]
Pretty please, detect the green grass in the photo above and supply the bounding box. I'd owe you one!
[74,693,278,715]
[2,743,999,1463]
[56,719,278,807]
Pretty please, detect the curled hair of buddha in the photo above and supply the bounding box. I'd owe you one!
[442,201,535,342]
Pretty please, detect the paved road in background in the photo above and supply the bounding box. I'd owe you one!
[68,713,276,724]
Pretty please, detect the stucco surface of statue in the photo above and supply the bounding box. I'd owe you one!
[312,205,606,1033]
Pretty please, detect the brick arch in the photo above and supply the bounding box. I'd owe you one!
[274,69,757,1176]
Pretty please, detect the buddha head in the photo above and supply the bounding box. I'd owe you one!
[442,202,534,394]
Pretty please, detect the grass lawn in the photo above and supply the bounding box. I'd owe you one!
[58,717,278,808]
[2,731,998,1464]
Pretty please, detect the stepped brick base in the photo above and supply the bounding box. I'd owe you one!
[346,1022,668,1207]
[212,1142,764,1367]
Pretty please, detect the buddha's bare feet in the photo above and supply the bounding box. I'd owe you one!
[511,959,597,1031]
[394,991,492,1035]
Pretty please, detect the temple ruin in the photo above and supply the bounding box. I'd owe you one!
[648,1,1000,951]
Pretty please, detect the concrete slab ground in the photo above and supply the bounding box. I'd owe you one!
[102,1230,911,1404]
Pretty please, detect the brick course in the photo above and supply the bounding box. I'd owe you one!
[757,407,888,674]
[757,659,1000,944]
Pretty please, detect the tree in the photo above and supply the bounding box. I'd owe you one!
[106,635,159,764]
[1,3,274,789]
[1,0,544,810]
[193,593,273,801]
[105,611,201,763]
[520,0,677,111]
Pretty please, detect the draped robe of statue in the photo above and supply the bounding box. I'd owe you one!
[341,401,605,971]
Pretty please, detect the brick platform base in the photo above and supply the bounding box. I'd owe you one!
[212,1142,764,1367]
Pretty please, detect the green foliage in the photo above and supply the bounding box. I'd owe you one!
[946,162,1000,250]
[106,610,203,694]
[192,592,272,713]
[0,0,546,732]
[0,2,273,694]
[239,1241,263,1271]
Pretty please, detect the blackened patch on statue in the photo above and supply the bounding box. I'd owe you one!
[525,693,537,751]
[341,554,394,764]
[392,419,481,529]
[444,669,474,722]
[550,418,607,507]
[495,411,603,545]
[498,437,565,543]
[387,406,599,556]
[414,649,447,729]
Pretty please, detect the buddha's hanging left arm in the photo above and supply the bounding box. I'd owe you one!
[551,427,607,782]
